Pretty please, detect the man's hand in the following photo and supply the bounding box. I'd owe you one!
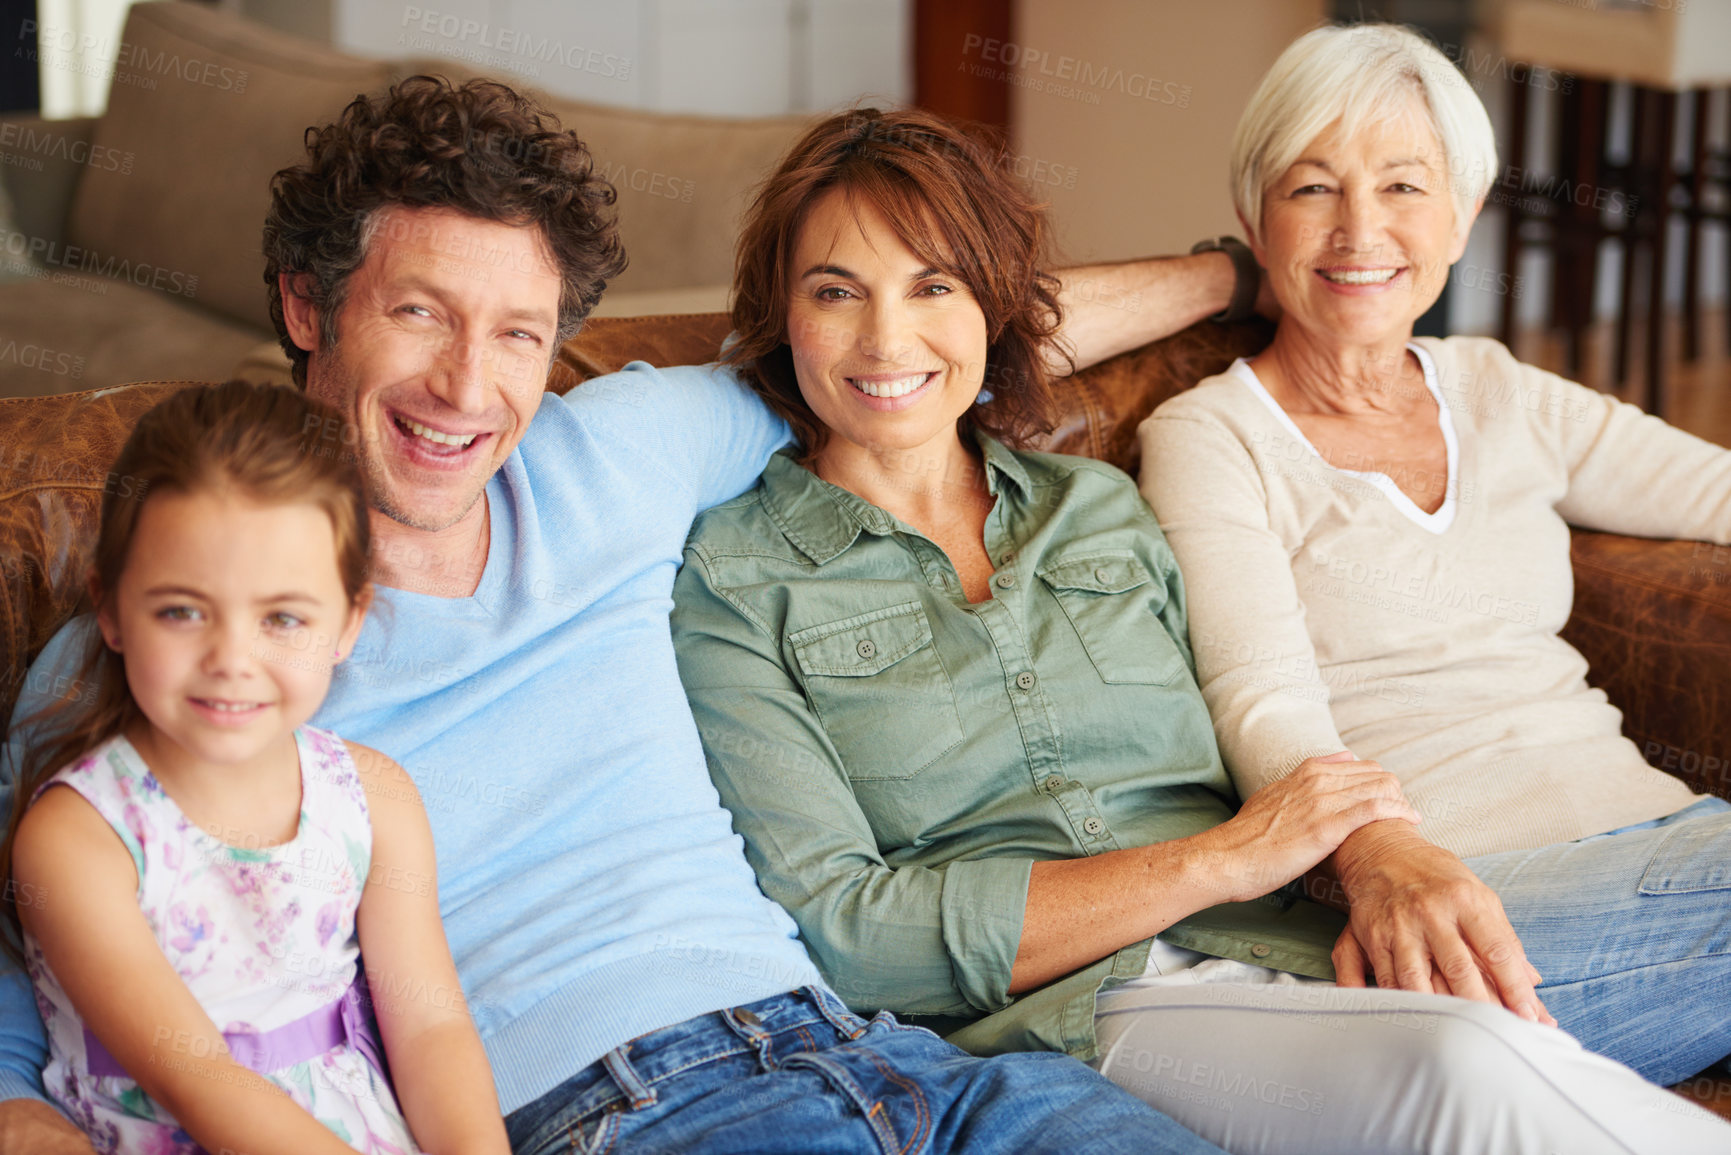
[0,1099,96,1154]
[1329,820,1556,1026]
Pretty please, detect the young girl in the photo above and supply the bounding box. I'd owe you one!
[1,382,509,1155]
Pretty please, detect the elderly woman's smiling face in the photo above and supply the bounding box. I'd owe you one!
[1251,95,1475,350]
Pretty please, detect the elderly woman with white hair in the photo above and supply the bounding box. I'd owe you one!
[1141,16,1731,1106]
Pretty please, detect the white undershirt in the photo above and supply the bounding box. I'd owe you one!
[1227,342,1460,535]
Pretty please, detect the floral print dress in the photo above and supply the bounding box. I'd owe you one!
[24,726,419,1154]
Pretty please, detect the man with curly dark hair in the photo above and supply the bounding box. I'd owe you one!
[3,76,1263,1155]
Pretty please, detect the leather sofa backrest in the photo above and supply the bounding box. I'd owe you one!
[0,312,1271,726]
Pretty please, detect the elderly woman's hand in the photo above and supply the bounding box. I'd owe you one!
[1328,821,1557,1026]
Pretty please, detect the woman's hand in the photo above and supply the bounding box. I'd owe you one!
[1198,752,1419,904]
[1329,820,1556,1026]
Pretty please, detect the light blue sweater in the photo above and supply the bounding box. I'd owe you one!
[1,363,822,1116]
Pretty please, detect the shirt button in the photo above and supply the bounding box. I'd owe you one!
[1250,944,1272,959]
[1094,566,1112,584]
[1015,671,1036,691]
[1043,775,1064,791]
[1082,816,1105,836]
[856,639,877,660]
[1000,552,1016,565]
[994,573,1016,589]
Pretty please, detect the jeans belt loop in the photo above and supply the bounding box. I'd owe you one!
[722,1003,780,1068]
[805,985,869,1041]
[600,1044,657,1111]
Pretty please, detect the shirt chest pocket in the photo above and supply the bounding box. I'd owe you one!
[1038,552,1187,686]
[789,601,965,781]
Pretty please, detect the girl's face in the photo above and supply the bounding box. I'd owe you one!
[96,490,367,775]
[786,189,989,460]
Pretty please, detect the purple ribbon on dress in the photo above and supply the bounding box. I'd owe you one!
[82,978,387,1082]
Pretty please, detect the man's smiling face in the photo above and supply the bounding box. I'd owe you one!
[288,204,563,533]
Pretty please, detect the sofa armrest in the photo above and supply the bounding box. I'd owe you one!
[0,383,192,729]
[1563,530,1731,800]
[0,116,97,253]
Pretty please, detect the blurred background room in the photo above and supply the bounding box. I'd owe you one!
[0,0,1725,443]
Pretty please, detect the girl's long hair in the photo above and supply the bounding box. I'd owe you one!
[0,381,370,960]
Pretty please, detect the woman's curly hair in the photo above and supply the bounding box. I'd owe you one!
[726,107,1065,455]
[263,75,627,387]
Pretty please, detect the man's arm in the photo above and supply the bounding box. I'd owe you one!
[1048,250,1252,375]
[0,972,89,1154]
[0,620,97,1154]
[0,1100,90,1154]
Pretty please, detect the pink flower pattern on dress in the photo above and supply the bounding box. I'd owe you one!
[316,901,342,949]
[25,727,418,1154]
[165,904,213,954]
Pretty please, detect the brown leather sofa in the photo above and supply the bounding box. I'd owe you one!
[3,312,1730,1115]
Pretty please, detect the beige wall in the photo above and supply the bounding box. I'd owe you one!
[1011,0,1326,264]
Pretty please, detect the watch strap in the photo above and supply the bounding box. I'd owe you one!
[1190,235,1260,323]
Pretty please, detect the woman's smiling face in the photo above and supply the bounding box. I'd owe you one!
[1253,96,1473,350]
[785,189,989,461]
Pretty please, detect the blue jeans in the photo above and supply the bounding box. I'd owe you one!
[504,986,1222,1155]
[1464,796,1731,1085]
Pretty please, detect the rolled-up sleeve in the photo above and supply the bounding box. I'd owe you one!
[671,547,1029,1018]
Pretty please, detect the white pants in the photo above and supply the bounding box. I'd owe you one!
[1091,946,1731,1155]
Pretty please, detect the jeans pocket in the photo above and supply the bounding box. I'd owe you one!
[515,1105,620,1155]
[581,1109,623,1155]
[1637,813,1731,894]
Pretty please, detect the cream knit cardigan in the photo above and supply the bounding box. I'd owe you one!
[1138,336,1727,858]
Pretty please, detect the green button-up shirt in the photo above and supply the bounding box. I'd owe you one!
[671,434,1344,1060]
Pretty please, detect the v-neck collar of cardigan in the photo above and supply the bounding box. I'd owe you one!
[759,430,1033,565]
[1230,340,1460,534]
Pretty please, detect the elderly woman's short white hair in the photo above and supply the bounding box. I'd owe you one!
[1231,24,1497,241]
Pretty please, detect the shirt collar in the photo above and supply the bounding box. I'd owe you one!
[759,429,1032,566]
[977,430,1033,499]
